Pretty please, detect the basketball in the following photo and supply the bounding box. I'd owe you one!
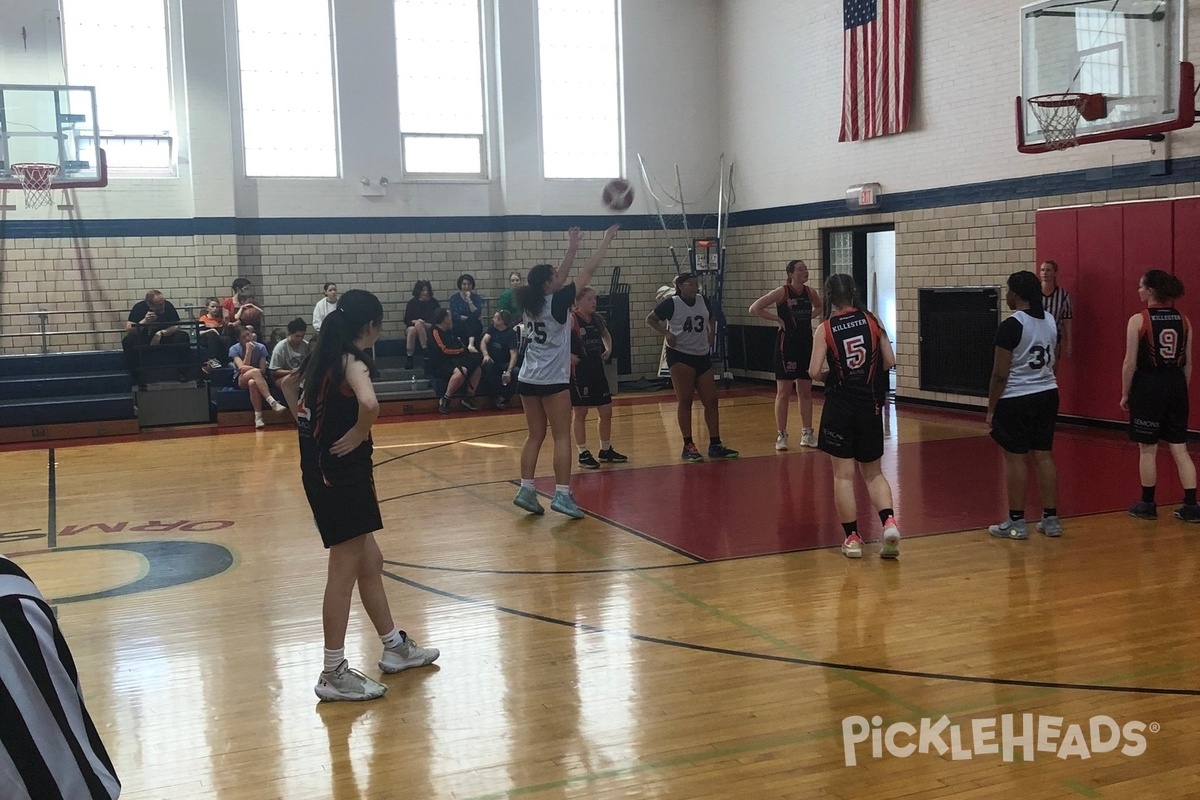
[601,178,634,212]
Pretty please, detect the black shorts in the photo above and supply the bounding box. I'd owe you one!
[303,474,384,548]
[518,381,570,397]
[666,348,712,377]
[1129,369,1189,444]
[774,332,813,381]
[818,395,884,463]
[990,388,1059,454]
[432,353,482,382]
[571,358,612,406]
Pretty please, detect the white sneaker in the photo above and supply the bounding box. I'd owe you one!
[880,516,900,559]
[841,534,863,558]
[267,397,285,412]
[314,660,387,702]
[800,430,819,448]
[254,415,266,429]
[775,432,789,451]
[379,634,440,674]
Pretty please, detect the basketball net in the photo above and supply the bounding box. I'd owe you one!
[10,163,60,209]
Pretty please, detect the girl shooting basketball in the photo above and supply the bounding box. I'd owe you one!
[514,225,620,518]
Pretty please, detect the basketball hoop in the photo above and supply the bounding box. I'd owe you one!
[8,163,60,209]
[1027,93,1107,150]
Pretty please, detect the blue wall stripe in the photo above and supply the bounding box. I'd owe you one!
[2,154,1198,240]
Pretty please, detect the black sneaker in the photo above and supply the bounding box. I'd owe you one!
[438,396,451,414]
[460,396,478,411]
[1128,500,1158,520]
[493,397,507,410]
[1173,503,1200,523]
[707,442,740,459]
[597,447,627,463]
[578,450,601,469]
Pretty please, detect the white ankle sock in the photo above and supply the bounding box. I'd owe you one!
[577,445,588,454]
[255,412,264,421]
[520,478,534,490]
[601,441,611,450]
[380,628,403,649]
[323,648,345,672]
[555,484,570,495]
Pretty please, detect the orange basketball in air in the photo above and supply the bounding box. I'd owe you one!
[601,178,634,212]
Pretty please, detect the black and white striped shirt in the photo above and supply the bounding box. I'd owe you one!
[1042,286,1073,327]
[1,556,121,800]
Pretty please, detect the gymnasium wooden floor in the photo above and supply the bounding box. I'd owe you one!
[3,387,1200,799]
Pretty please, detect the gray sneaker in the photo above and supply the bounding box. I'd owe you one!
[314,660,387,702]
[988,518,1028,540]
[513,486,544,514]
[550,490,585,519]
[1036,515,1063,537]
[379,634,440,674]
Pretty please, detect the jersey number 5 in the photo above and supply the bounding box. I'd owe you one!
[532,321,548,344]
[844,335,866,369]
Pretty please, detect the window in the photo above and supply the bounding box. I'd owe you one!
[236,0,338,177]
[1075,9,1127,98]
[537,0,621,179]
[60,0,174,172]
[395,0,486,177]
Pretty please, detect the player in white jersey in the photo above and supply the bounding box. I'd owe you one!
[513,224,619,518]
[986,270,1062,540]
[647,273,739,462]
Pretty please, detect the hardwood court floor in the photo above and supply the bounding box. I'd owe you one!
[3,389,1200,799]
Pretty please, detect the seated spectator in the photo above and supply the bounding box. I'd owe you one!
[481,310,520,409]
[312,282,338,332]
[449,273,484,353]
[230,325,284,428]
[497,271,522,318]
[270,317,310,384]
[123,288,191,386]
[403,279,439,369]
[222,277,265,332]
[1,555,121,800]
[428,307,482,414]
[198,297,231,370]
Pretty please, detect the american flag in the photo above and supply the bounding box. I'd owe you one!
[840,0,914,142]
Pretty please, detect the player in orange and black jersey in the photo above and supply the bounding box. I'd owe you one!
[280,290,439,703]
[809,273,900,560]
[1120,269,1200,522]
[749,259,824,451]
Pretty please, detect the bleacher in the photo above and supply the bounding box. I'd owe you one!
[0,350,139,442]
[0,332,509,441]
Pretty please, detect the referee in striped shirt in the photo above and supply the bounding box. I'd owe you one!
[1,555,121,799]
[1039,260,1073,359]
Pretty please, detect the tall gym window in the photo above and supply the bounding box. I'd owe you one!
[537,0,621,179]
[60,0,174,172]
[236,0,339,177]
[395,0,487,178]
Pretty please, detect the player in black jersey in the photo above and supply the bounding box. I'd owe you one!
[281,290,439,702]
[808,273,900,559]
[1120,269,1200,522]
[571,286,627,468]
[750,259,823,451]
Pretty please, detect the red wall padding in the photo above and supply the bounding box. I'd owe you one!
[1036,198,1197,427]
[1173,198,1200,428]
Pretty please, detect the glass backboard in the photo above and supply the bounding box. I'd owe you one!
[0,84,107,188]
[1017,0,1194,152]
